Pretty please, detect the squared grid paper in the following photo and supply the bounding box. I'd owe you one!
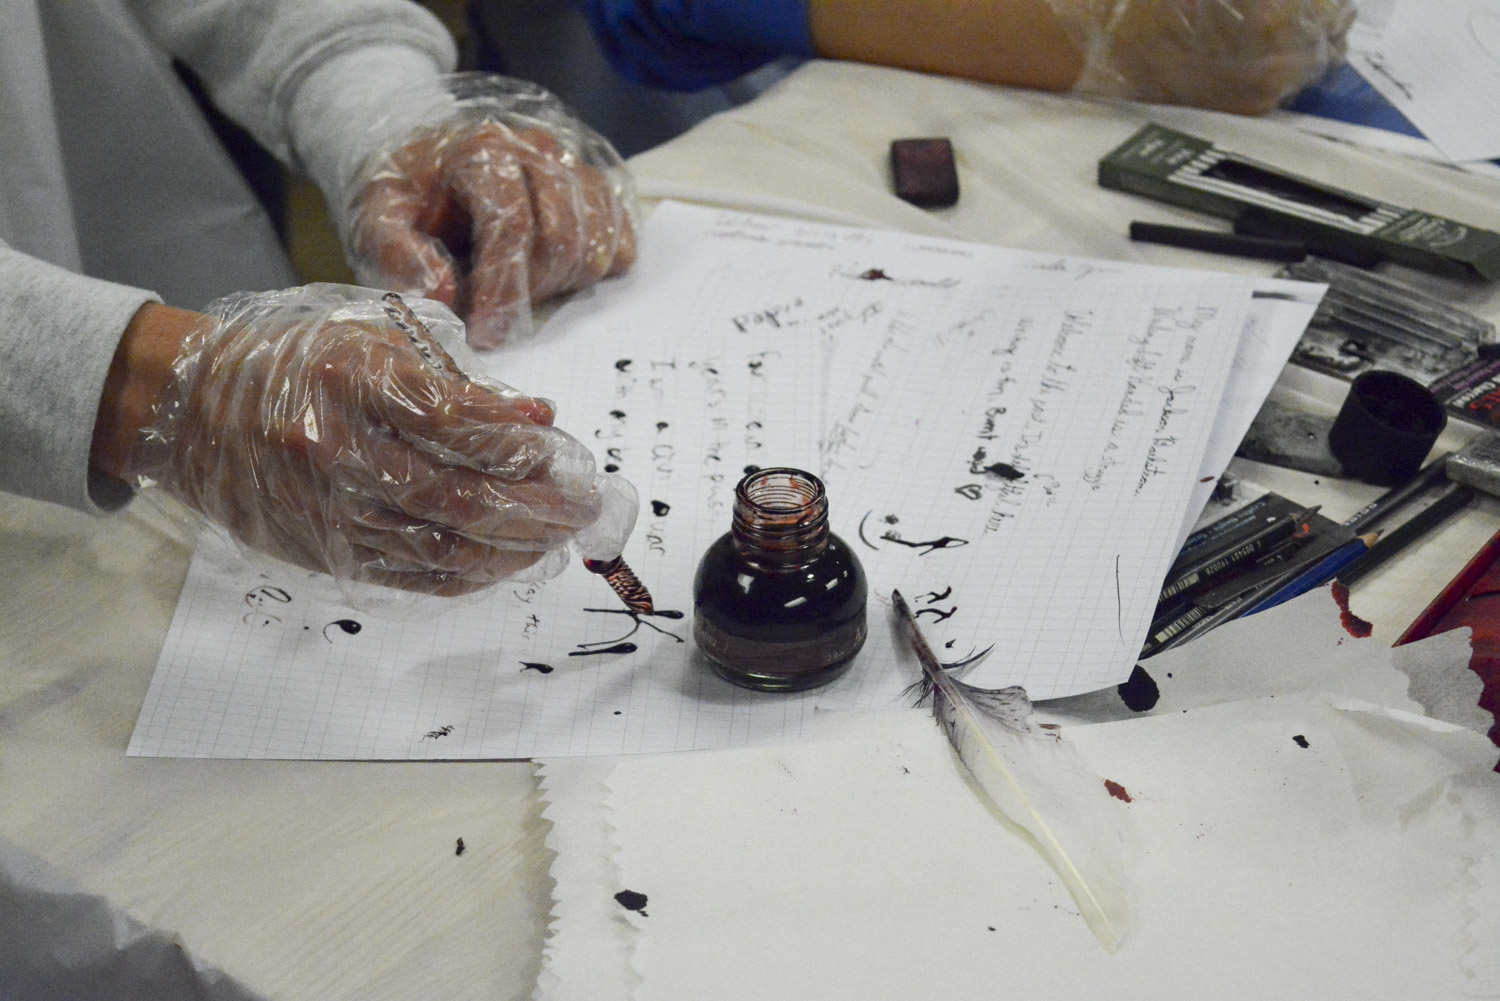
[130,203,1256,759]
[817,276,1252,705]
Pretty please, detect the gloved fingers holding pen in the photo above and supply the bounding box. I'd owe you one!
[1055,0,1357,114]
[126,285,625,597]
[335,74,637,350]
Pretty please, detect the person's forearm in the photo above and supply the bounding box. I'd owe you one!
[90,302,202,481]
[806,0,1083,93]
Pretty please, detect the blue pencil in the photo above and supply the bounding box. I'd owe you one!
[1239,531,1382,617]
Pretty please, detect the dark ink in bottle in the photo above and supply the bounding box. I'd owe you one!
[693,468,867,691]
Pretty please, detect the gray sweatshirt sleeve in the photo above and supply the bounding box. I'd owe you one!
[125,0,458,169]
[0,246,157,513]
[3,3,459,515]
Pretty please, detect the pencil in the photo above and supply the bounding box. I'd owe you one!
[1153,574,1288,654]
[1337,484,1477,587]
[1238,530,1381,616]
[1128,221,1307,262]
[1157,505,1309,603]
[1341,451,1453,533]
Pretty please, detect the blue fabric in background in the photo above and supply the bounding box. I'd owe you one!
[1287,63,1423,138]
[579,0,814,91]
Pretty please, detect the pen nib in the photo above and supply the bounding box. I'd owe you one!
[584,557,654,615]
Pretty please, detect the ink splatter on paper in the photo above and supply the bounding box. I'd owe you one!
[880,532,969,555]
[243,585,292,626]
[1117,665,1160,712]
[568,643,638,658]
[1330,581,1373,638]
[614,889,649,916]
[322,619,361,641]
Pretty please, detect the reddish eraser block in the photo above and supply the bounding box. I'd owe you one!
[890,138,959,207]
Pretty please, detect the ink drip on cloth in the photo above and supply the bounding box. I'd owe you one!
[693,468,867,691]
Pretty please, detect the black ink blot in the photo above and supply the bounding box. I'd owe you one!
[604,464,620,473]
[1293,734,1310,748]
[651,500,671,517]
[322,619,362,642]
[521,662,555,674]
[577,608,686,649]
[859,268,892,281]
[568,642,638,657]
[1117,666,1160,713]
[615,359,632,371]
[656,421,669,432]
[881,533,969,556]
[614,889,649,916]
[609,409,626,420]
[743,465,761,475]
[455,838,466,856]
[613,710,622,715]
[246,585,292,604]
[981,462,1025,481]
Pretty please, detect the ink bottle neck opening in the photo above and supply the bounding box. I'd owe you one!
[730,468,829,571]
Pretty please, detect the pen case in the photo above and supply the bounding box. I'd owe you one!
[1099,123,1500,281]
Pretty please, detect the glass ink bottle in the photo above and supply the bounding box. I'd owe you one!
[693,468,867,691]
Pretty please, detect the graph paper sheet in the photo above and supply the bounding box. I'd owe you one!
[129,203,1300,759]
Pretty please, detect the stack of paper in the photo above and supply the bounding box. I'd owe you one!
[127,202,1321,760]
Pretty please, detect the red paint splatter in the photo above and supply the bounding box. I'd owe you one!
[1330,581,1373,638]
[1104,779,1132,803]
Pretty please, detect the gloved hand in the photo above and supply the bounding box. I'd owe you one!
[1056,0,1356,114]
[335,74,637,350]
[128,285,634,597]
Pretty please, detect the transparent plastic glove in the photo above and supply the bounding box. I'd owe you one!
[337,73,637,350]
[128,284,624,598]
[1054,0,1356,114]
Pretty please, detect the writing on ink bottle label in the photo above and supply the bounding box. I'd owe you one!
[692,468,867,692]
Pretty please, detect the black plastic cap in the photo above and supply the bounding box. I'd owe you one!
[1329,370,1447,486]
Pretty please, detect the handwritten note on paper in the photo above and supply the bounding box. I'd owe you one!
[1349,0,1500,163]
[813,277,1253,706]
[129,202,1291,759]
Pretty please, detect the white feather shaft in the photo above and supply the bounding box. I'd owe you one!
[893,591,1130,952]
